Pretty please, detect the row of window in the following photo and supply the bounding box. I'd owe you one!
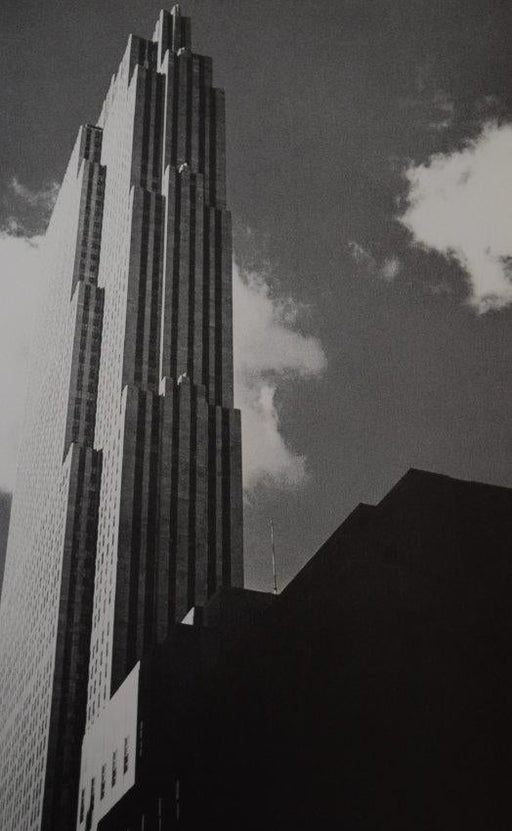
[79,737,130,823]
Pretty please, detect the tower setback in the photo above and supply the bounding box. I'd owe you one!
[0,6,243,830]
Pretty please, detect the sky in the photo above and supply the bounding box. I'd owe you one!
[1,0,512,592]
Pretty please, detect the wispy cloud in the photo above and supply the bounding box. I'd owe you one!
[9,177,59,212]
[381,256,402,281]
[233,264,326,490]
[348,241,402,282]
[399,121,512,312]
[399,71,456,133]
[1,177,59,239]
[348,241,376,272]
[428,91,455,132]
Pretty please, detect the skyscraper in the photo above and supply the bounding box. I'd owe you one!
[0,6,243,830]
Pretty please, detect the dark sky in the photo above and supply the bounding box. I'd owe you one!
[1,0,512,591]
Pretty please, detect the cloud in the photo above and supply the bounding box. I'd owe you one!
[233,264,326,490]
[9,177,59,212]
[1,178,59,239]
[399,122,512,312]
[348,241,402,282]
[1,217,27,236]
[0,230,43,490]
[428,91,455,132]
[348,241,376,272]
[399,75,455,133]
[381,256,402,281]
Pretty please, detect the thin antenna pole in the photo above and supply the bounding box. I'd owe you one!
[269,519,278,595]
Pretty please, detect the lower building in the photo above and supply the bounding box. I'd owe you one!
[78,469,512,830]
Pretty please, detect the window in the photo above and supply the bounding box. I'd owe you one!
[100,764,105,799]
[175,779,180,821]
[123,737,129,774]
[138,720,143,758]
[111,751,116,787]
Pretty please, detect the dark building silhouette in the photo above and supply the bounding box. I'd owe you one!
[91,469,512,830]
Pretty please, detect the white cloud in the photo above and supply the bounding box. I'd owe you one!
[399,122,512,312]
[428,91,455,132]
[2,217,27,235]
[233,264,326,490]
[399,80,455,132]
[348,240,377,272]
[348,241,401,282]
[0,231,43,490]
[381,256,402,281]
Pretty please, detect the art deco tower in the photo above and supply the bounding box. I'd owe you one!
[0,7,243,830]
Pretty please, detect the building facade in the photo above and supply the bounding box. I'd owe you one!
[0,6,243,830]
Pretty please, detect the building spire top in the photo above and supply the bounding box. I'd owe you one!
[153,6,191,58]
